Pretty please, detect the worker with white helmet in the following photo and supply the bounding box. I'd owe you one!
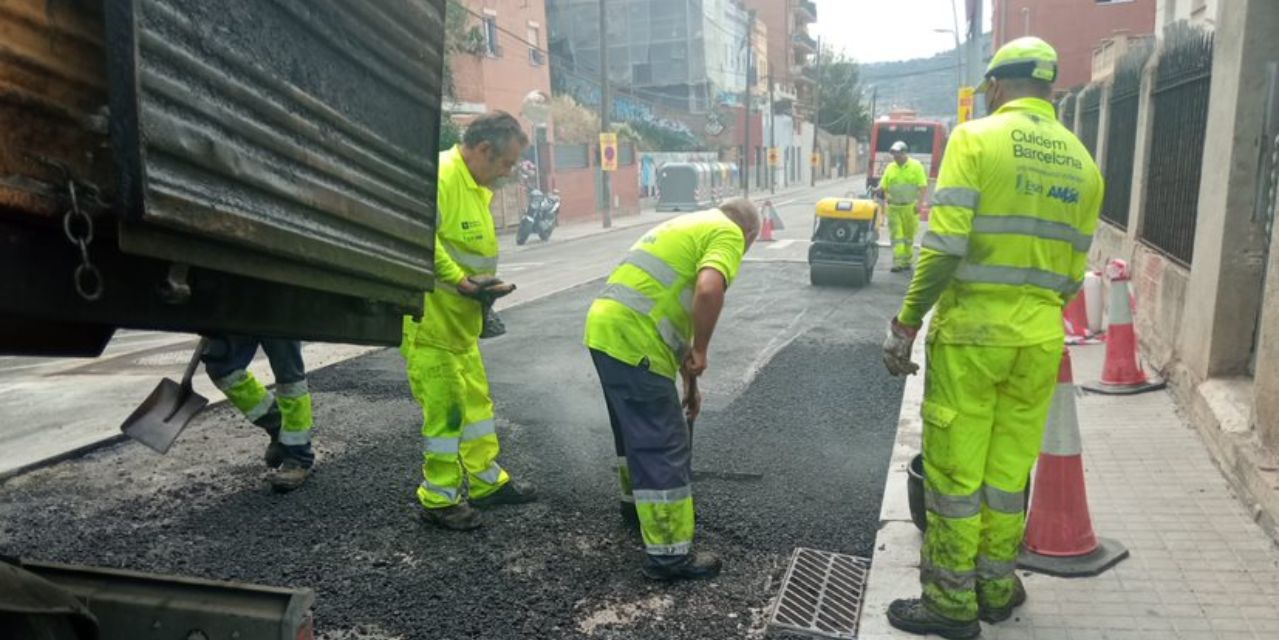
[879,141,928,272]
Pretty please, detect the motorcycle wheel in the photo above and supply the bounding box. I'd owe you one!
[516,221,531,245]
[538,226,553,242]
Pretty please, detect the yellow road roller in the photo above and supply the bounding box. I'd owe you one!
[808,197,880,287]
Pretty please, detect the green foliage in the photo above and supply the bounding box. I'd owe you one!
[439,114,461,151]
[815,48,870,139]
[627,119,700,152]
[551,95,601,144]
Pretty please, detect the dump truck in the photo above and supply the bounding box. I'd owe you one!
[0,0,446,636]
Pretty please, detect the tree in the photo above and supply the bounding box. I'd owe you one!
[550,95,600,144]
[815,48,870,139]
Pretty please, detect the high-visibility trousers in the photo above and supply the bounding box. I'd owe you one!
[590,349,695,560]
[202,336,312,445]
[887,204,919,268]
[405,342,509,508]
[920,341,1062,621]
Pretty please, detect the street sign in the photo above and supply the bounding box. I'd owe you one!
[958,86,976,124]
[600,132,618,172]
[768,147,780,166]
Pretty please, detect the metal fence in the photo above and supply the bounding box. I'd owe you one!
[1059,91,1077,128]
[1141,25,1215,266]
[1080,89,1102,159]
[1101,44,1153,229]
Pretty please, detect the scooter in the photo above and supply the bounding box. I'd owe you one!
[516,189,561,245]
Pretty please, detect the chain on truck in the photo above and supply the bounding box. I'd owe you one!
[0,1,448,637]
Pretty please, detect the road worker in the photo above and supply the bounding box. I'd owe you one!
[201,336,313,492]
[881,37,1103,639]
[584,198,760,581]
[403,111,537,531]
[879,141,929,272]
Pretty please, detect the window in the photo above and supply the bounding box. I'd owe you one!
[483,14,500,57]
[527,23,543,65]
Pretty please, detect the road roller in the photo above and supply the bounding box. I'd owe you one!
[808,197,879,287]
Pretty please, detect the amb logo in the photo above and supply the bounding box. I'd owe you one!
[1048,185,1080,204]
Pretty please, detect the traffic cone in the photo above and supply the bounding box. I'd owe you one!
[1063,291,1092,343]
[759,205,775,242]
[1019,348,1129,577]
[1082,259,1165,395]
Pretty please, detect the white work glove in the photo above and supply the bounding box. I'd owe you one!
[882,317,921,377]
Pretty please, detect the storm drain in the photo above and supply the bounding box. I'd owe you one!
[767,547,871,639]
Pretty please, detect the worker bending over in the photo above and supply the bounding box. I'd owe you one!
[585,198,760,581]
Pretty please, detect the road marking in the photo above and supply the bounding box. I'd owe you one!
[501,262,544,272]
[766,239,797,250]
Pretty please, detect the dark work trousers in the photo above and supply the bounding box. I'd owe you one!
[201,336,307,385]
[590,349,694,563]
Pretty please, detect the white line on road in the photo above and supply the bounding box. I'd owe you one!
[765,240,797,250]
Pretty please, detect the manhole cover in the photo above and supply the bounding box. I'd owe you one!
[767,547,871,639]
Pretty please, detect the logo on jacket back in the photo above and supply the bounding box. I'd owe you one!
[1048,185,1080,204]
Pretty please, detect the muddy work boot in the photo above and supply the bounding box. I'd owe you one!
[470,479,539,508]
[421,503,484,531]
[268,444,314,493]
[886,599,980,639]
[980,576,1027,624]
[252,406,286,468]
[641,551,722,581]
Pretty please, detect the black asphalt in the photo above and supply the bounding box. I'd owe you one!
[0,261,909,639]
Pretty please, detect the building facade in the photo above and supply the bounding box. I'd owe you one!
[449,0,554,131]
[993,0,1156,90]
[742,0,816,117]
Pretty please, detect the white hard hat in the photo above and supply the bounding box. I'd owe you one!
[890,141,908,153]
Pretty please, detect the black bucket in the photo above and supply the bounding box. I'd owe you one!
[907,453,1030,533]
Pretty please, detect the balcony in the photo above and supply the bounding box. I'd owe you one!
[792,64,816,84]
[795,0,817,23]
[792,31,816,52]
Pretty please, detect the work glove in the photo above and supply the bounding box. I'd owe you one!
[458,275,516,306]
[882,317,920,377]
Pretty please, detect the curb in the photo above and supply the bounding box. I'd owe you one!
[856,318,930,639]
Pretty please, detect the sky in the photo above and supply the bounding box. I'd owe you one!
[810,0,993,64]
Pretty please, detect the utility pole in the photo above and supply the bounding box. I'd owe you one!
[743,10,755,198]
[768,71,775,194]
[968,1,984,90]
[809,36,821,187]
[598,0,612,228]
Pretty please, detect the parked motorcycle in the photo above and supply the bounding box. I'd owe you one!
[516,189,561,245]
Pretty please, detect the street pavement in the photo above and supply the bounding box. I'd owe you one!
[0,178,855,478]
[1,176,921,639]
[861,332,1279,640]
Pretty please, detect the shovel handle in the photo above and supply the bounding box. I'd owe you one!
[181,337,207,389]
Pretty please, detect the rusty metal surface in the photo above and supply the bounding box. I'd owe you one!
[105,0,444,305]
[0,0,113,219]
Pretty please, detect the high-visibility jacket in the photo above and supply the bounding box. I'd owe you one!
[880,158,928,205]
[584,210,746,380]
[902,97,1103,345]
[406,146,499,353]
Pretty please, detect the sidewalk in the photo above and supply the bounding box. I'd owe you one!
[860,340,1279,639]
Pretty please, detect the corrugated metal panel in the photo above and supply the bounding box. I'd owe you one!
[105,0,444,307]
[0,0,113,218]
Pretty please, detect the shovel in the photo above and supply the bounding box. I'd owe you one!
[120,337,209,454]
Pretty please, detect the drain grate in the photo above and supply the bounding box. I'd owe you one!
[767,547,871,639]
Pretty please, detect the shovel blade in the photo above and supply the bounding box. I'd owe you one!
[120,379,209,454]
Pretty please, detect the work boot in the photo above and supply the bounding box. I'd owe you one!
[980,576,1027,624]
[421,503,484,531]
[886,599,981,639]
[641,551,722,581]
[470,479,539,508]
[890,265,904,273]
[268,444,314,493]
[252,406,285,469]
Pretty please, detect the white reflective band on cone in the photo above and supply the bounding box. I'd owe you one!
[1040,382,1083,456]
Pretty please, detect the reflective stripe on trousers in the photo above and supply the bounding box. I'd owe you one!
[406,342,508,508]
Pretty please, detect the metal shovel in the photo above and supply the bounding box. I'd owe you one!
[120,337,209,454]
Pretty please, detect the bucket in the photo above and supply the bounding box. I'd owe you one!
[907,453,1030,533]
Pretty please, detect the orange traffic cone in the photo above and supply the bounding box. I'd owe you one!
[1063,291,1092,343]
[1082,259,1165,395]
[759,207,775,242]
[1019,348,1129,577]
